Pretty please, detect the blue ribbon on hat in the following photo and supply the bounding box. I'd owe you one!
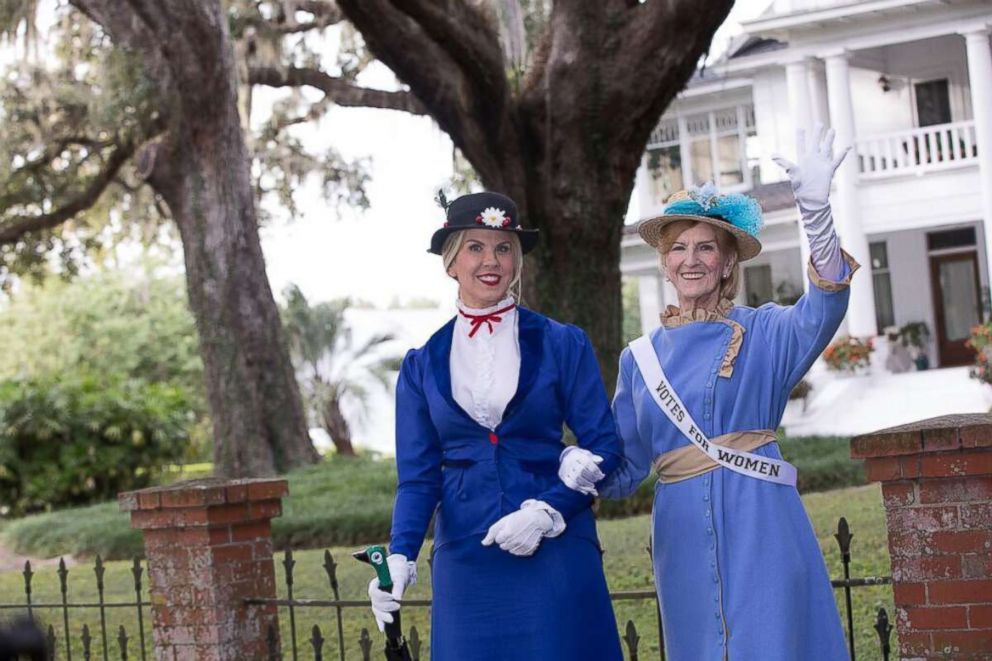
[664,182,764,238]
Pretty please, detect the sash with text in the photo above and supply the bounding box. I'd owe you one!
[629,336,797,487]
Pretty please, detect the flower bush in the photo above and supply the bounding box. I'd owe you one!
[822,336,874,372]
[966,322,992,385]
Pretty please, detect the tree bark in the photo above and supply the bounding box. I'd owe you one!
[321,396,356,456]
[73,0,318,476]
[336,0,734,389]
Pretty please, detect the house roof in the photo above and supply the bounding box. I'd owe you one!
[728,36,788,60]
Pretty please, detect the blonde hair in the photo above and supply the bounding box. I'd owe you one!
[657,220,740,301]
[441,230,524,303]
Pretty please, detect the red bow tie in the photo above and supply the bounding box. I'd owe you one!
[459,303,516,338]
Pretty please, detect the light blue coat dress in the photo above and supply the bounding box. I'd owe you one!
[600,264,854,660]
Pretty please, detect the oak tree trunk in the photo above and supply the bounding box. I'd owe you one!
[74,0,319,477]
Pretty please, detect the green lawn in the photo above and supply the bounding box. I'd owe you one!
[0,483,894,660]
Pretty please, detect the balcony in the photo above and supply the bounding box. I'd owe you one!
[855,120,978,180]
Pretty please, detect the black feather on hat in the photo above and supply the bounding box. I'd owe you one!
[428,191,539,255]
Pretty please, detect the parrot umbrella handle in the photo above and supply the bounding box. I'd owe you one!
[354,545,413,661]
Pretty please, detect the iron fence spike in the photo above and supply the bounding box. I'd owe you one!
[59,557,73,661]
[623,619,640,658]
[874,607,893,661]
[283,548,296,586]
[46,624,56,660]
[58,558,69,593]
[82,624,92,661]
[410,626,421,660]
[118,625,129,661]
[834,517,853,559]
[358,628,372,661]
[310,624,324,659]
[324,549,345,661]
[283,548,298,660]
[322,549,339,592]
[22,560,33,618]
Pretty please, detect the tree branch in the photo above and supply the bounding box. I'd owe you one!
[0,140,137,245]
[335,0,515,182]
[616,0,733,140]
[235,1,345,36]
[390,0,506,101]
[249,66,427,114]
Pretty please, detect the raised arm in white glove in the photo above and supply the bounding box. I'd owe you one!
[367,553,417,633]
[559,446,605,496]
[481,500,565,556]
[772,123,851,282]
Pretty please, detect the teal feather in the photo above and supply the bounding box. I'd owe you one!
[663,183,764,237]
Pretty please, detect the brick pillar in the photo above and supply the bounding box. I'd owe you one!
[851,413,992,660]
[118,478,288,660]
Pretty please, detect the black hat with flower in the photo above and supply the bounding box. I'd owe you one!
[428,191,540,255]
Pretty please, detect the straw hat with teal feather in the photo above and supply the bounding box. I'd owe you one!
[637,183,764,261]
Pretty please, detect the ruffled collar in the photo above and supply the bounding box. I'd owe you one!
[455,295,517,337]
[661,298,735,328]
[456,295,516,317]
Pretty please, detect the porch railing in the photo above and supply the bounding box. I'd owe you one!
[855,120,978,179]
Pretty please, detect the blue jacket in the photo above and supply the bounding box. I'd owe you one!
[389,307,622,560]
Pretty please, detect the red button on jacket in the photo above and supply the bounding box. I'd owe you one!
[489,432,498,445]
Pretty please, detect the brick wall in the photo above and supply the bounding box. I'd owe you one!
[852,413,992,660]
[119,478,287,660]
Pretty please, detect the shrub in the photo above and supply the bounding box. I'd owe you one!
[966,322,992,385]
[0,373,194,517]
[822,336,874,372]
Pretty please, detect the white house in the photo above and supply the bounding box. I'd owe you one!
[623,0,992,370]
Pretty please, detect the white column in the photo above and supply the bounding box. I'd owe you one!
[786,59,814,134]
[825,51,877,337]
[808,59,831,127]
[637,275,664,335]
[963,28,992,284]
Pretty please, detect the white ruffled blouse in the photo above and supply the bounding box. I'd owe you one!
[450,295,520,431]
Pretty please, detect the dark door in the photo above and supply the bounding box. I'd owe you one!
[929,251,982,366]
[915,79,952,127]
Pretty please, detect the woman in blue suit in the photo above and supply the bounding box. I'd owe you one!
[366,191,623,660]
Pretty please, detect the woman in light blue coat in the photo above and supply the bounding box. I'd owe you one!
[561,125,853,660]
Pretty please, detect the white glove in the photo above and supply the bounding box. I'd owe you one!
[772,123,851,282]
[481,501,562,556]
[367,553,416,633]
[558,446,605,496]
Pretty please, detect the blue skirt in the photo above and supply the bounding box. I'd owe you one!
[430,533,623,660]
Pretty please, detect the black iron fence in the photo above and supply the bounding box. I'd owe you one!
[0,517,893,660]
[0,557,149,660]
[247,517,894,661]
